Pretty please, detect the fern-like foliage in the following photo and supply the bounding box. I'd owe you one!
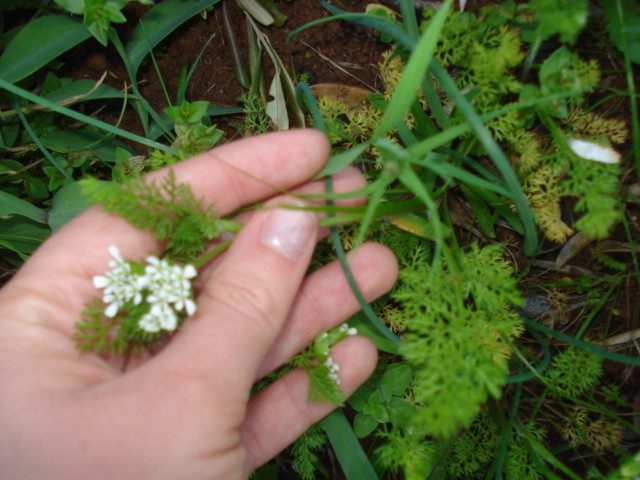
[81,170,222,263]
[394,244,524,437]
[232,92,271,136]
[505,423,547,480]
[314,96,383,148]
[544,346,603,398]
[562,405,624,452]
[75,298,173,355]
[445,412,500,479]
[376,424,437,480]
[287,323,358,405]
[291,423,327,480]
[517,50,623,242]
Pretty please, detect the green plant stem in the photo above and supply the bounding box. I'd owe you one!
[614,0,640,182]
[506,326,551,383]
[177,34,217,105]
[525,318,640,366]
[325,176,401,351]
[106,29,176,143]
[193,239,233,269]
[490,369,522,480]
[139,21,173,108]
[574,280,620,339]
[521,31,543,80]
[12,98,74,182]
[399,0,420,40]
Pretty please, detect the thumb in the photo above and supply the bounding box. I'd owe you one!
[158,197,319,395]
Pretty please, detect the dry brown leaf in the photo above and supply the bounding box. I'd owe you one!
[310,83,373,109]
[555,231,595,269]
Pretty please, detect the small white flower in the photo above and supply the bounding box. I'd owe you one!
[184,298,197,316]
[108,245,122,261]
[93,246,145,318]
[150,302,179,331]
[138,312,161,333]
[93,275,110,289]
[105,302,119,318]
[183,264,197,279]
[347,327,357,336]
[324,356,341,386]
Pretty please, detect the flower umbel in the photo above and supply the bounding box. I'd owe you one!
[288,322,358,405]
[93,246,198,333]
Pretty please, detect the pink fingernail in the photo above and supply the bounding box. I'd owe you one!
[260,202,317,260]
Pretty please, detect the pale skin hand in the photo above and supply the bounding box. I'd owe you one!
[0,130,398,480]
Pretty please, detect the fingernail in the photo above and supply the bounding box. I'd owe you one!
[261,201,317,260]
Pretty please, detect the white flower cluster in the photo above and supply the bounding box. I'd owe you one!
[318,323,357,387]
[339,323,358,337]
[324,356,341,386]
[93,246,197,333]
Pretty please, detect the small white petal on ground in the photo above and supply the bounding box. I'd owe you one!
[568,138,621,164]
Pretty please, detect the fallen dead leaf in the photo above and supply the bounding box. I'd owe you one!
[310,83,373,110]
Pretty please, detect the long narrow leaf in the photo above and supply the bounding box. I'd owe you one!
[14,98,74,182]
[246,14,305,128]
[412,153,514,198]
[372,0,453,139]
[399,0,420,40]
[321,409,379,480]
[314,143,369,178]
[296,82,325,135]
[525,318,640,367]
[287,9,413,51]
[177,34,216,105]
[43,79,126,105]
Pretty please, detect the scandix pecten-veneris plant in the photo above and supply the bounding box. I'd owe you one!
[2,0,640,479]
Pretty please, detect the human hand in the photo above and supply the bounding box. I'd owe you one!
[0,130,398,479]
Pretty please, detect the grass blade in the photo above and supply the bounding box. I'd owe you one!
[372,0,453,139]
[321,409,379,480]
[287,8,413,51]
[13,98,74,182]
